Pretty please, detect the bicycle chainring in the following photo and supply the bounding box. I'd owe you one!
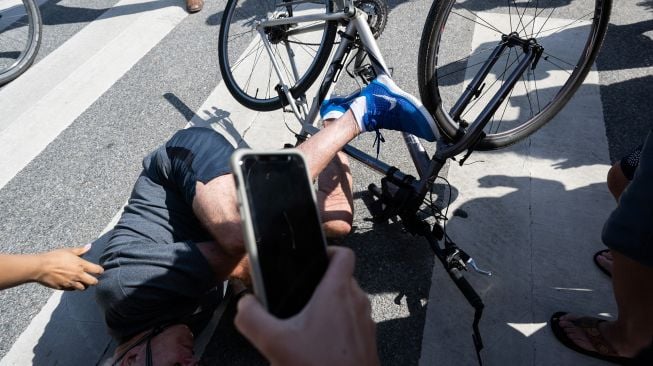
[355,0,388,39]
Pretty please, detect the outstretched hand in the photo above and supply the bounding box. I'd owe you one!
[35,244,104,291]
[235,246,379,366]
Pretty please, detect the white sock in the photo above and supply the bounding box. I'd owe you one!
[349,96,367,132]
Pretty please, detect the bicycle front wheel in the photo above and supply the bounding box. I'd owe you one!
[0,0,41,86]
[219,0,337,112]
[418,0,611,150]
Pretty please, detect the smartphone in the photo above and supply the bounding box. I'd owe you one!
[231,149,328,318]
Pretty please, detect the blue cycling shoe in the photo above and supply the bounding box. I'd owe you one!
[320,75,438,141]
[319,90,360,120]
[350,74,438,142]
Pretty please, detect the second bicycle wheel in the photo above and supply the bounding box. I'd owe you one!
[418,0,611,150]
[0,0,42,86]
[219,0,337,112]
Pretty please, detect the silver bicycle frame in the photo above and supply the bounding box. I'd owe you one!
[255,1,438,193]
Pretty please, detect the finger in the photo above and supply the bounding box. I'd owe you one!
[71,243,92,256]
[350,278,371,316]
[78,272,100,287]
[81,260,104,275]
[234,294,284,353]
[324,246,355,283]
[68,281,86,291]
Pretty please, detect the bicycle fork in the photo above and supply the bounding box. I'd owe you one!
[446,33,544,150]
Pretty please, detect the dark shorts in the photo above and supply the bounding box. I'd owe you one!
[96,128,238,342]
[602,131,653,267]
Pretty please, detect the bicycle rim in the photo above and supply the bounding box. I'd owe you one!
[219,0,337,112]
[419,0,610,150]
[0,0,41,86]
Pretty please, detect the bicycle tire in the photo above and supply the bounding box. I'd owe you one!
[418,0,611,150]
[219,0,337,112]
[0,0,42,86]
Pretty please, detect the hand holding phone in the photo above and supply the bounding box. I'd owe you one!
[235,246,380,366]
[231,150,328,318]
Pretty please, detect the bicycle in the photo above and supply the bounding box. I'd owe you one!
[0,0,42,86]
[217,0,612,362]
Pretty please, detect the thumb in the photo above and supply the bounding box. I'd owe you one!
[235,294,284,353]
[71,243,92,256]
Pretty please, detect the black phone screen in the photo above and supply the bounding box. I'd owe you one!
[241,153,328,318]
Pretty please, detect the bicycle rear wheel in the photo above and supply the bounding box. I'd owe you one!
[0,0,41,86]
[219,0,337,112]
[418,0,611,150]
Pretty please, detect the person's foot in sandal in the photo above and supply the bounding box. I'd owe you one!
[551,312,644,363]
[594,249,614,277]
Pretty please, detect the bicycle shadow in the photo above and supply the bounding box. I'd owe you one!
[163,92,249,148]
[421,173,616,365]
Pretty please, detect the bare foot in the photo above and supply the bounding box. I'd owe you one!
[558,313,640,359]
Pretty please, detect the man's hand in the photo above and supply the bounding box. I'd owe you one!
[235,246,379,366]
[35,244,104,291]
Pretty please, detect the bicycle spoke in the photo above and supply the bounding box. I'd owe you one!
[288,36,318,57]
[518,6,548,38]
[532,67,541,113]
[541,51,576,70]
[230,40,264,72]
[266,58,272,98]
[489,46,515,133]
[521,69,534,119]
[535,11,594,36]
[542,57,573,75]
[437,44,505,80]
[228,29,256,42]
[511,0,530,36]
[452,9,504,35]
[244,43,266,92]
[533,7,556,39]
[532,0,538,36]
[508,0,513,32]
[274,44,296,84]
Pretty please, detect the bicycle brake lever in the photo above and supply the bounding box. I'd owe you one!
[467,258,492,276]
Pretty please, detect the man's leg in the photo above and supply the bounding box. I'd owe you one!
[554,132,653,360]
[315,117,356,237]
[597,145,642,275]
[318,151,354,237]
[603,251,653,356]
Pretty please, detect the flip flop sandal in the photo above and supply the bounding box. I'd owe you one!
[593,249,613,278]
[550,312,632,364]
